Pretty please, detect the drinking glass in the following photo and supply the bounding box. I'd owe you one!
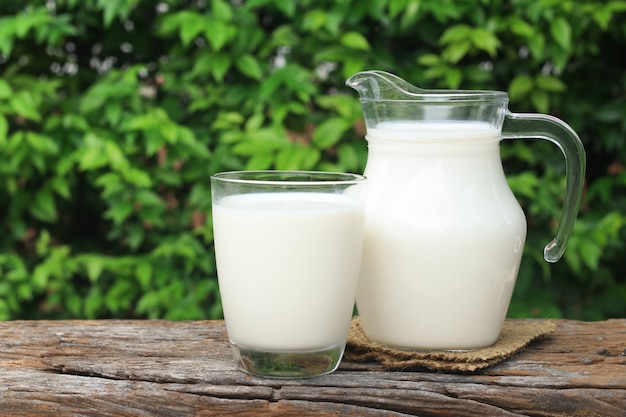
[211,170,367,378]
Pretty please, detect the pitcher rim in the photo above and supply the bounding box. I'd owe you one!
[356,91,509,103]
[346,70,508,102]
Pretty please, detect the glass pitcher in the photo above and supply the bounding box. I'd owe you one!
[347,70,585,350]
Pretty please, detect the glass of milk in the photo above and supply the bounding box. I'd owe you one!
[211,170,367,378]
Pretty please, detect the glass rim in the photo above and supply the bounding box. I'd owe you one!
[211,170,366,186]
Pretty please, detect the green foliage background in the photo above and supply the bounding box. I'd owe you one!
[1,0,625,321]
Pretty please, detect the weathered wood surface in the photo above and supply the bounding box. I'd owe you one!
[0,319,624,417]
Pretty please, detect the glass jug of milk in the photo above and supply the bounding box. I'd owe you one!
[347,70,586,350]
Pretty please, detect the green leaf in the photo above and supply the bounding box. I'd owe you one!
[122,168,152,187]
[103,103,124,127]
[36,230,51,256]
[442,41,471,63]
[423,65,447,81]
[592,7,613,31]
[342,56,365,81]
[50,177,71,199]
[14,9,50,37]
[551,47,570,73]
[0,115,8,142]
[232,129,288,155]
[189,53,212,78]
[236,54,263,80]
[315,94,357,119]
[204,19,234,51]
[508,75,534,101]
[270,24,299,47]
[127,224,145,251]
[340,32,370,51]
[95,172,125,198]
[212,0,233,21]
[389,0,411,18]
[312,118,350,149]
[444,67,462,89]
[274,0,296,17]
[97,0,129,27]
[136,290,161,315]
[245,153,274,170]
[178,127,211,158]
[32,265,49,290]
[9,91,41,122]
[531,90,550,113]
[528,33,545,60]
[535,75,566,92]
[0,18,16,57]
[105,280,134,313]
[84,256,105,283]
[160,121,178,144]
[25,132,60,155]
[79,146,109,171]
[417,53,441,66]
[136,262,153,290]
[258,72,283,100]
[30,189,57,222]
[81,83,112,114]
[275,144,320,171]
[104,200,134,225]
[211,53,231,82]
[439,24,472,45]
[0,79,12,99]
[126,112,157,131]
[274,146,301,170]
[400,0,421,31]
[158,11,183,36]
[550,17,572,50]
[17,283,33,301]
[245,113,264,131]
[337,143,360,171]
[579,240,602,271]
[105,140,128,169]
[180,17,205,46]
[135,189,164,208]
[298,146,320,170]
[470,28,500,57]
[188,183,212,209]
[84,288,104,318]
[509,17,534,38]
[507,172,539,198]
[313,45,352,63]
[212,112,245,129]
[302,10,327,32]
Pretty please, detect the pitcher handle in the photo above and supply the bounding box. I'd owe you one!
[502,111,586,263]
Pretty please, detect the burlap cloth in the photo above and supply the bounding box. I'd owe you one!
[344,317,556,373]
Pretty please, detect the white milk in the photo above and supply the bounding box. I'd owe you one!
[213,192,365,351]
[357,121,527,350]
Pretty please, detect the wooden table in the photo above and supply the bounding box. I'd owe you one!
[0,319,624,416]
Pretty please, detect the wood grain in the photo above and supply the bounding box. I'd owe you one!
[0,319,624,416]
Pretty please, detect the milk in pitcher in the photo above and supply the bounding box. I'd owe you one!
[357,121,527,350]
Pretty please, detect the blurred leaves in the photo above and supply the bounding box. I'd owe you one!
[0,0,625,321]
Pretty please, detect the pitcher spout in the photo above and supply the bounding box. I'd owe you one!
[346,70,425,100]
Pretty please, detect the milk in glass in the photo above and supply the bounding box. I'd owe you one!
[213,192,366,351]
